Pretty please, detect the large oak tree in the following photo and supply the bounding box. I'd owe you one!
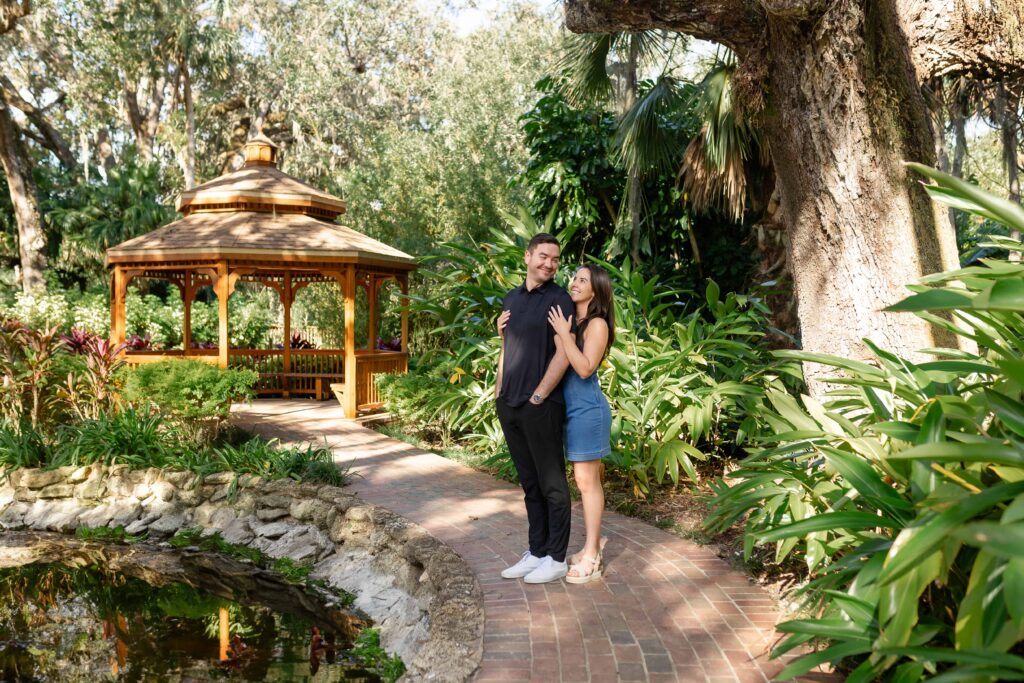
[565,0,1024,370]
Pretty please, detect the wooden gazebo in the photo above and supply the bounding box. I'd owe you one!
[106,135,415,418]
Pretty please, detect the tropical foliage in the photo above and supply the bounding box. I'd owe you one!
[705,167,1024,681]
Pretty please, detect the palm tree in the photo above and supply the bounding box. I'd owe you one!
[556,37,769,267]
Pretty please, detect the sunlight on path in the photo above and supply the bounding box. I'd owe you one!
[234,400,836,683]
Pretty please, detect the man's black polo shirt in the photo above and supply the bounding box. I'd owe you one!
[500,279,576,408]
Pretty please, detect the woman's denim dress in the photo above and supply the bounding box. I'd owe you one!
[563,366,611,462]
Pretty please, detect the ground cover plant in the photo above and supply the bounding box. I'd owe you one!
[704,168,1024,681]
[0,332,344,486]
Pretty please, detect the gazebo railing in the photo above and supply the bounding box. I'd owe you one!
[124,348,408,406]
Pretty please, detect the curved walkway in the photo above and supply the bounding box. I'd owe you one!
[234,400,832,683]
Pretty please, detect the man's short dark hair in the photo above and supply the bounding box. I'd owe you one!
[527,233,560,253]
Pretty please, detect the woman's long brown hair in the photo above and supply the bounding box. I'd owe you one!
[576,264,615,358]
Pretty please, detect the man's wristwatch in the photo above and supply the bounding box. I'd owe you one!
[530,393,545,404]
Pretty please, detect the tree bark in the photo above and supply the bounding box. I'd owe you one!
[180,53,196,189]
[563,0,1012,372]
[625,37,642,266]
[0,76,76,172]
[0,97,47,292]
[997,82,1022,259]
[763,1,960,372]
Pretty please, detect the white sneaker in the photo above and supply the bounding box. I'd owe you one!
[501,551,544,579]
[523,556,568,584]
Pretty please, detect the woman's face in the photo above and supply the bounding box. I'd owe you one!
[570,268,594,305]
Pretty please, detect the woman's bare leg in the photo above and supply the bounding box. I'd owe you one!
[569,460,604,575]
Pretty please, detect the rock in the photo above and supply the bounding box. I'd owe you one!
[256,507,289,522]
[107,501,143,527]
[14,488,37,503]
[0,501,28,528]
[105,474,133,498]
[77,505,114,528]
[257,494,293,509]
[76,473,106,500]
[151,481,175,502]
[124,516,154,535]
[317,488,358,511]
[68,466,92,483]
[208,507,237,530]
[0,484,14,509]
[162,470,196,488]
[252,521,292,539]
[257,525,331,562]
[20,469,64,490]
[149,513,187,535]
[193,502,219,526]
[203,471,233,485]
[38,483,75,499]
[24,499,84,532]
[219,517,254,545]
[290,498,331,526]
[132,483,153,501]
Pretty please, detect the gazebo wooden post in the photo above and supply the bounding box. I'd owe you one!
[216,262,230,369]
[399,274,409,355]
[343,265,357,418]
[182,270,193,355]
[283,272,292,399]
[110,266,127,347]
[368,276,378,351]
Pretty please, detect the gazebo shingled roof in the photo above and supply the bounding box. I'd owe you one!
[106,134,414,418]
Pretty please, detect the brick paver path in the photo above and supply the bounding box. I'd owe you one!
[234,400,833,683]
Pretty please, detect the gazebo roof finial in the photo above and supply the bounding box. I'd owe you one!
[243,133,278,167]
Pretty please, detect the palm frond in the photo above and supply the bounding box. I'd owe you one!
[678,52,767,221]
[613,75,686,177]
[557,33,615,106]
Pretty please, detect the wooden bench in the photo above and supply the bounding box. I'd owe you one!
[259,373,344,400]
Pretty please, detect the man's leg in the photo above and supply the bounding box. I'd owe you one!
[496,398,548,557]
[521,400,570,562]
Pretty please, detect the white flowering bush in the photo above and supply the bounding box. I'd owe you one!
[2,291,72,330]
[70,293,110,335]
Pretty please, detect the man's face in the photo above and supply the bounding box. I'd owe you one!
[525,242,560,283]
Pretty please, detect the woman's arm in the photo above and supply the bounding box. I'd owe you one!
[548,306,608,379]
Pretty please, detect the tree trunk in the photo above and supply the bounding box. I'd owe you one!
[762,1,960,375]
[180,53,196,190]
[566,0,975,379]
[0,98,47,292]
[997,82,1022,259]
[948,87,968,229]
[624,37,641,266]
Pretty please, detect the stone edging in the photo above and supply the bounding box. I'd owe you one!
[0,465,483,682]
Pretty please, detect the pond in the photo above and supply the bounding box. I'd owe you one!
[0,537,393,682]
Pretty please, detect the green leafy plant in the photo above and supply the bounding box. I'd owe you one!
[122,359,256,443]
[705,165,1024,682]
[51,407,179,468]
[350,628,406,683]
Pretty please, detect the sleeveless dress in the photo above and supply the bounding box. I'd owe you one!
[563,361,612,462]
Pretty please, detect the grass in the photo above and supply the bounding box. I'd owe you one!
[74,525,146,543]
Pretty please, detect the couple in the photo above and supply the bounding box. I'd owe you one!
[494,233,614,585]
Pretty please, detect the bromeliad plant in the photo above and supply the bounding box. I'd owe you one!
[705,165,1024,682]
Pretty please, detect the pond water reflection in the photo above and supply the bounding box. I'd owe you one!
[0,563,382,682]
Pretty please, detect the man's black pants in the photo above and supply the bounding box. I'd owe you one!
[496,397,570,563]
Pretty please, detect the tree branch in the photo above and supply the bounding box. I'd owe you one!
[563,0,764,55]
[0,75,76,171]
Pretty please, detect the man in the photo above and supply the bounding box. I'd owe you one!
[495,233,576,584]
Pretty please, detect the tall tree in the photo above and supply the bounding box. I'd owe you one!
[0,97,46,290]
[564,0,1024,373]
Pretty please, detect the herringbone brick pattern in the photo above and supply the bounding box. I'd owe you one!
[234,400,835,683]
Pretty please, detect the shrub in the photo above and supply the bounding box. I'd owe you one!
[122,359,256,423]
[704,166,1024,681]
[1,290,71,330]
